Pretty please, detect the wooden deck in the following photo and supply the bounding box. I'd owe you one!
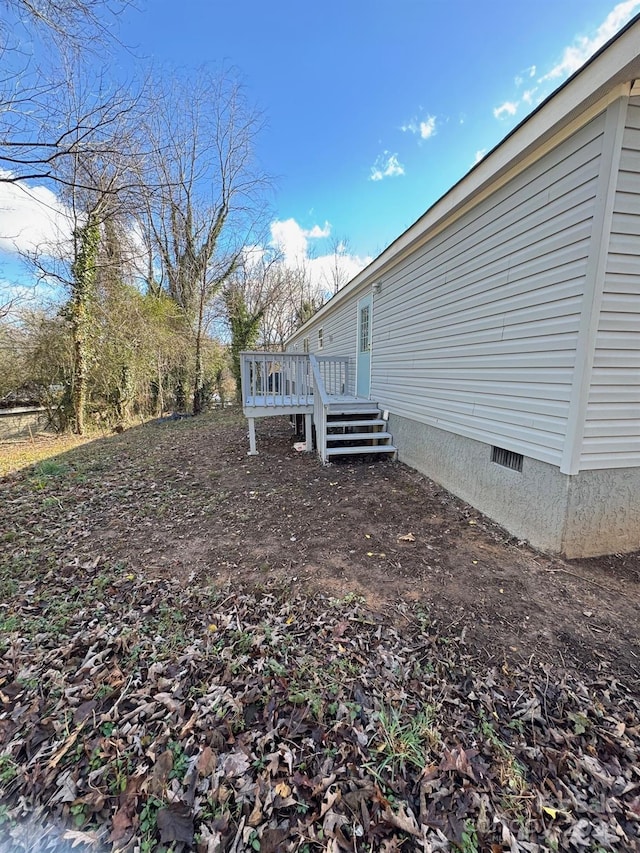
[243,394,314,418]
[243,393,377,416]
[240,351,396,460]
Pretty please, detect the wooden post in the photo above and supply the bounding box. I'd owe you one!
[247,417,258,455]
[304,413,313,452]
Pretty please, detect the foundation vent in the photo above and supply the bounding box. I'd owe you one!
[491,446,523,472]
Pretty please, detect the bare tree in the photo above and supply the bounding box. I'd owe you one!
[321,235,353,296]
[223,249,324,362]
[2,0,128,45]
[141,67,269,414]
[21,64,146,434]
[1,0,133,186]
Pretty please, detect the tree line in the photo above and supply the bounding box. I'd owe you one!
[0,0,329,432]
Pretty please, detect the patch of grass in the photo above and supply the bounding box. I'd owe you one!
[371,703,439,781]
[476,712,531,825]
[139,794,163,852]
[167,740,190,781]
[0,434,91,477]
[0,614,19,633]
[0,755,18,785]
[460,820,480,853]
[33,459,71,477]
[477,713,527,794]
[0,573,18,599]
[329,591,365,607]
[28,458,73,490]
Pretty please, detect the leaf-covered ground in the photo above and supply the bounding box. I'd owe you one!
[1,411,639,852]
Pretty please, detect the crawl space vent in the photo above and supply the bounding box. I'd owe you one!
[491,446,523,472]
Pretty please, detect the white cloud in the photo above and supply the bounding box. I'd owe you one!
[370,153,405,182]
[541,0,640,82]
[269,217,372,298]
[401,114,437,140]
[270,218,331,264]
[491,4,639,126]
[419,116,437,139]
[473,149,487,165]
[493,101,519,120]
[0,177,72,258]
[304,222,331,239]
[309,251,372,296]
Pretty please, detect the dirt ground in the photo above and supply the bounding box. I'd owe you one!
[11,408,635,684]
[2,409,640,852]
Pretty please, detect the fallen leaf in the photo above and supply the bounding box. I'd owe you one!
[221,750,250,777]
[397,533,415,542]
[149,748,173,796]
[197,746,217,777]
[247,794,263,826]
[382,803,421,837]
[157,802,194,845]
[62,829,102,848]
[320,784,341,817]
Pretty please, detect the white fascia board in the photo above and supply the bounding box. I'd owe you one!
[289,16,640,342]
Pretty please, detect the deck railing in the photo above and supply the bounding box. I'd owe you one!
[240,351,313,408]
[241,351,353,459]
[309,355,329,462]
[315,355,349,397]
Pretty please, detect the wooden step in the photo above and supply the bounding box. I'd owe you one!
[327,418,387,428]
[327,404,381,416]
[326,445,397,457]
[326,431,393,443]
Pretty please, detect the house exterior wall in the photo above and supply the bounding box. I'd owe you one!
[582,95,640,469]
[389,413,570,553]
[289,288,366,397]
[371,109,607,468]
[286,92,640,556]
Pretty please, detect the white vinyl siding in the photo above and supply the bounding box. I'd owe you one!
[368,112,606,466]
[582,97,640,469]
[289,291,362,396]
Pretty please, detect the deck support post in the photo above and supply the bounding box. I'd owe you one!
[304,413,313,452]
[247,417,258,456]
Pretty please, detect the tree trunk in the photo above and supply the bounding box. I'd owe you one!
[72,327,87,435]
[69,213,100,435]
[192,291,206,415]
[155,354,165,416]
[174,362,188,413]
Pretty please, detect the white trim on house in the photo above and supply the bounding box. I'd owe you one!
[560,95,629,475]
[580,94,640,470]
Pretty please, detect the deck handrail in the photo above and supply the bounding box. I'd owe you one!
[240,351,313,408]
[314,355,349,397]
[309,354,330,462]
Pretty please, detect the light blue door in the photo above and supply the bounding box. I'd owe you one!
[356,293,372,398]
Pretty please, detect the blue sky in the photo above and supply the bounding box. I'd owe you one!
[2,0,640,297]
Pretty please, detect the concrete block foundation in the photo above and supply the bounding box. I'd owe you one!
[388,414,640,558]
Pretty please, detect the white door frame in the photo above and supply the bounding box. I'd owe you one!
[356,292,373,398]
